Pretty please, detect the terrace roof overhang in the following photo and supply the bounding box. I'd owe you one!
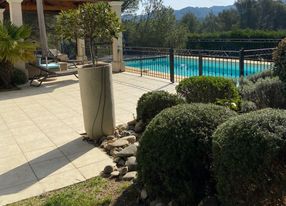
[0,0,112,12]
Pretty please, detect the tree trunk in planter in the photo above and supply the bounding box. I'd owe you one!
[78,63,115,139]
[0,61,13,89]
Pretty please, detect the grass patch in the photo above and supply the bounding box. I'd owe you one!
[9,177,133,206]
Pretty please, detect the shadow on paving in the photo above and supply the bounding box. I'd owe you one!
[0,79,79,101]
[0,137,94,196]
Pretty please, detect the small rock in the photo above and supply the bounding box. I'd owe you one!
[121,130,133,136]
[116,144,137,157]
[106,135,116,141]
[122,171,137,181]
[135,120,145,133]
[103,165,114,175]
[126,156,137,171]
[100,140,108,148]
[108,139,129,148]
[121,135,136,144]
[117,159,126,167]
[111,171,120,177]
[140,189,148,200]
[128,119,137,126]
[109,149,119,156]
[134,142,139,147]
[118,166,128,175]
[117,123,128,131]
[114,157,121,163]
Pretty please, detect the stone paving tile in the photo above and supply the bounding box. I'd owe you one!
[78,159,115,180]
[0,72,176,205]
[39,169,85,193]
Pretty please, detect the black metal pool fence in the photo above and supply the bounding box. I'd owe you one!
[123,47,275,83]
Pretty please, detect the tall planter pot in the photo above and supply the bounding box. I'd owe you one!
[78,63,115,139]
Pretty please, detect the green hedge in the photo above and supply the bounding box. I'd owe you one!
[137,104,237,205]
[176,76,241,110]
[136,91,184,124]
[213,109,286,206]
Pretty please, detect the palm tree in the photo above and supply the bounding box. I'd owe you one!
[0,23,37,88]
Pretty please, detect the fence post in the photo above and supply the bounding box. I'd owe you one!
[169,48,175,83]
[199,54,203,76]
[140,52,143,77]
[239,48,245,77]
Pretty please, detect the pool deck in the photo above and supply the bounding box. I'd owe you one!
[0,72,176,205]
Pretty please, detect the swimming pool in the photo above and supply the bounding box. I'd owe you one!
[125,56,272,79]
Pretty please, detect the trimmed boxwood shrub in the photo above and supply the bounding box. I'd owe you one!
[240,100,257,113]
[240,77,286,109]
[176,76,241,110]
[11,69,27,85]
[273,38,286,82]
[213,109,286,206]
[137,104,237,205]
[136,91,184,124]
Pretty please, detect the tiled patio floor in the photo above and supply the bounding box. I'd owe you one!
[0,72,176,205]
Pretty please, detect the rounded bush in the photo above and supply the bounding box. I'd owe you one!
[136,91,184,124]
[11,69,27,85]
[213,109,286,206]
[273,38,286,82]
[240,77,286,109]
[176,76,241,110]
[137,104,237,204]
[247,69,274,83]
[240,100,257,113]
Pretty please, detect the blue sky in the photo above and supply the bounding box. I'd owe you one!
[163,0,235,9]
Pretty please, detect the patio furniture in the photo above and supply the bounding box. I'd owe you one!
[58,62,68,71]
[49,49,69,62]
[29,63,78,87]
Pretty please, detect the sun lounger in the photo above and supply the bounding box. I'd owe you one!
[29,63,78,87]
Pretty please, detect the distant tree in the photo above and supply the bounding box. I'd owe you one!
[122,0,139,13]
[180,13,200,33]
[217,9,240,31]
[166,24,189,48]
[235,0,258,29]
[124,0,183,47]
[201,13,220,32]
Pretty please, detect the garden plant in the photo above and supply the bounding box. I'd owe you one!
[0,23,36,89]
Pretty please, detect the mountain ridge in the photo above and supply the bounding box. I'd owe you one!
[174,5,234,20]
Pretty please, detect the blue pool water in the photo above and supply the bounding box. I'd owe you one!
[125,56,272,78]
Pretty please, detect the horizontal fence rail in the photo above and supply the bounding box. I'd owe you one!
[123,46,274,83]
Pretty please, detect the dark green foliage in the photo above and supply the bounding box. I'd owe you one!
[240,77,286,109]
[240,100,257,113]
[213,109,286,206]
[137,104,237,205]
[136,91,183,124]
[187,30,285,50]
[11,69,27,85]
[176,76,241,110]
[273,38,286,82]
